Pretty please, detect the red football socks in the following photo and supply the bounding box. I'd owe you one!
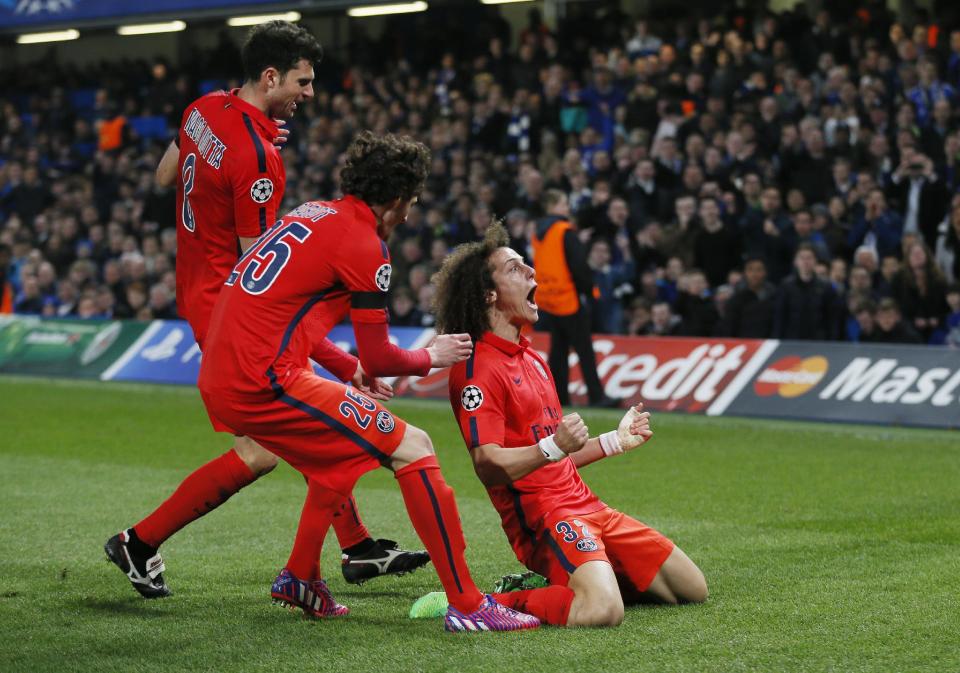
[394,455,483,614]
[134,448,257,548]
[284,480,343,580]
[492,586,575,626]
[330,494,372,551]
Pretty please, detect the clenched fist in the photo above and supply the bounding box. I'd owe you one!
[554,413,590,454]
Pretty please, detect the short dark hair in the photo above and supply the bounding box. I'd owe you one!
[241,21,323,83]
[340,131,430,205]
[542,188,567,212]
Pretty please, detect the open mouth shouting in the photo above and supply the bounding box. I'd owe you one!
[526,284,538,311]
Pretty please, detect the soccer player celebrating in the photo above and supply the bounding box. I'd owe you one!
[105,22,429,611]
[420,222,707,627]
[194,131,540,632]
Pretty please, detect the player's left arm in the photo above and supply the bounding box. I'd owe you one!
[156,140,179,187]
[571,403,652,468]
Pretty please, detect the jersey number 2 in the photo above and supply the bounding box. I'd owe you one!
[181,152,197,232]
[225,221,311,295]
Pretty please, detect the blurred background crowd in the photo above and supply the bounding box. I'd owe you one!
[2,0,960,346]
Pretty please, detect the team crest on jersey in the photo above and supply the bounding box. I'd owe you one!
[250,178,274,203]
[376,410,395,433]
[576,538,599,552]
[461,385,484,411]
[375,264,392,292]
[532,359,549,380]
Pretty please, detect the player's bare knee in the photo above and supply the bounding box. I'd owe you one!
[233,437,278,476]
[389,425,435,471]
[681,573,709,604]
[573,599,624,627]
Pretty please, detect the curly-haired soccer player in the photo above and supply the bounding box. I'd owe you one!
[416,222,707,627]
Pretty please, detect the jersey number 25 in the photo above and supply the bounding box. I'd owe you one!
[225,221,311,295]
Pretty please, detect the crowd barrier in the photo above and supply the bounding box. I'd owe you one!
[2,315,957,429]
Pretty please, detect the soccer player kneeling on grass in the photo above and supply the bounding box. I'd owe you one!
[414,222,707,627]
[196,132,539,633]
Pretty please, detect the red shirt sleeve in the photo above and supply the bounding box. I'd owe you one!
[308,337,358,382]
[353,321,431,377]
[449,360,507,449]
[336,229,431,377]
[229,141,283,239]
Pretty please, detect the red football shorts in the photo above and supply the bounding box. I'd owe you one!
[200,370,407,495]
[522,507,675,597]
[188,322,237,434]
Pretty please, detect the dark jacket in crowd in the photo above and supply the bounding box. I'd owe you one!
[721,281,777,338]
[773,274,841,340]
[865,320,923,344]
[675,291,720,337]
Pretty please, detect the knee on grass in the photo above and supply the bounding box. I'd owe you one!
[568,589,625,628]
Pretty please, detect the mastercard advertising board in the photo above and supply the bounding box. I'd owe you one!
[724,341,960,429]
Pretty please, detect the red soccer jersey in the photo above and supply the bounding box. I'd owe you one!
[448,332,605,553]
[199,196,397,400]
[175,90,285,345]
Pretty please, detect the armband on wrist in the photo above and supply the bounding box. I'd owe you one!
[538,435,566,462]
[599,430,624,457]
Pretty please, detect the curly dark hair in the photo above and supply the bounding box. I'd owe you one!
[340,131,431,205]
[432,222,510,343]
[241,20,323,83]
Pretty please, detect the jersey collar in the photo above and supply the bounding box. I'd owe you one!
[340,194,377,230]
[480,331,529,356]
[226,89,275,137]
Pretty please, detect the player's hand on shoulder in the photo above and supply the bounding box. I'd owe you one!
[617,403,652,451]
[273,119,290,146]
[555,413,589,454]
[428,333,473,368]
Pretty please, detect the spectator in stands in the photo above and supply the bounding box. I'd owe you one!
[147,283,177,320]
[648,301,680,337]
[866,298,923,344]
[720,257,775,339]
[675,270,718,337]
[847,298,876,342]
[692,198,740,289]
[389,287,424,328]
[14,275,43,315]
[892,241,949,343]
[944,285,960,347]
[774,244,841,340]
[625,297,652,336]
[888,149,948,251]
[935,201,960,284]
[587,238,632,335]
[849,189,904,261]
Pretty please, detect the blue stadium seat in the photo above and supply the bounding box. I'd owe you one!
[128,116,169,141]
[69,88,97,112]
[199,79,227,95]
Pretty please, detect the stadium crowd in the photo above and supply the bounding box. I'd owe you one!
[1,2,960,346]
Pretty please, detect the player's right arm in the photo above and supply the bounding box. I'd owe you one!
[451,365,588,487]
[471,414,589,487]
[156,140,179,187]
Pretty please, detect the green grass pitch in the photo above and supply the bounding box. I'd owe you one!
[0,376,958,673]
